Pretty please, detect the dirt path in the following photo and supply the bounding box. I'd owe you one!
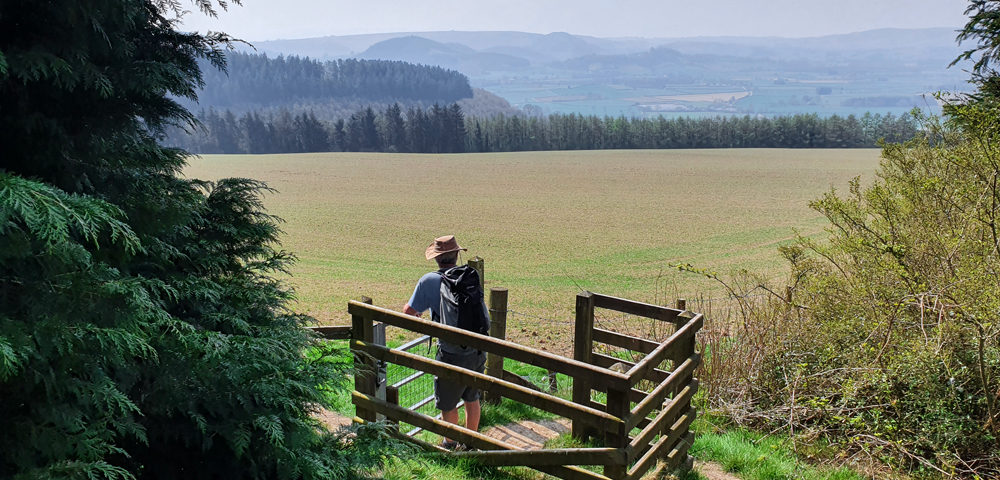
[316,408,352,431]
[693,460,741,480]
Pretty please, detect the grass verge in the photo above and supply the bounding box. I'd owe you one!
[691,416,865,480]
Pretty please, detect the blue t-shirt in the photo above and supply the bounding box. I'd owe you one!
[407,271,445,321]
[407,270,486,355]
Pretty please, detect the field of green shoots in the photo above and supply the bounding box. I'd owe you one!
[184,149,880,351]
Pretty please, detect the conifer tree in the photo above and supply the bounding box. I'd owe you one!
[0,1,388,478]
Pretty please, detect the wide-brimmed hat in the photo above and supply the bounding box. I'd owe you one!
[425,235,467,260]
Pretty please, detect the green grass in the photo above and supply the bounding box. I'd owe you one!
[380,454,538,480]
[691,417,866,480]
[185,149,880,355]
[187,150,881,479]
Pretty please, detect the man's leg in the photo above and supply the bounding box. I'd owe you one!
[464,399,481,432]
[442,407,460,438]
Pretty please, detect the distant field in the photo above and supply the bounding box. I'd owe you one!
[184,149,880,349]
[626,91,751,103]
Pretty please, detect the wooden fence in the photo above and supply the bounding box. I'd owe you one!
[331,284,701,480]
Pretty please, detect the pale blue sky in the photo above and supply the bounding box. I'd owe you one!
[181,0,970,41]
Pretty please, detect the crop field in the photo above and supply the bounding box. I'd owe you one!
[184,149,881,351]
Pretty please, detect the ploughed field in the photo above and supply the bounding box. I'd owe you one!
[185,149,879,352]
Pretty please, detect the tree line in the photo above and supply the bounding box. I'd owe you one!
[165,104,919,154]
[184,52,474,110]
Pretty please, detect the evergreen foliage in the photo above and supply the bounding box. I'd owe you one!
[0,1,394,478]
[186,52,474,110]
[166,104,918,154]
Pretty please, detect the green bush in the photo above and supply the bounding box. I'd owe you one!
[694,110,1000,477]
[692,6,1000,474]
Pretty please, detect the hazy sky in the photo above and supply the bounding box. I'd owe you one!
[181,0,970,41]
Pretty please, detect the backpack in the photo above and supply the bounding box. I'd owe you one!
[438,265,490,335]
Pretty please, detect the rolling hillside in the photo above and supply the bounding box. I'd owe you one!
[246,28,972,117]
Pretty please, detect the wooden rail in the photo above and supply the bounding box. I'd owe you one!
[347,301,631,392]
[570,293,701,479]
[354,339,625,433]
[344,287,701,480]
[591,293,685,325]
[626,314,702,386]
[307,325,352,339]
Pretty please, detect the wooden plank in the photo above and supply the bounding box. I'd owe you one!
[591,293,683,324]
[386,386,400,427]
[486,288,509,404]
[591,353,669,384]
[626,413,696,480]
[663,433,695,471]
[307,325,352,339]
[629,382,697,450]
[355,392,487,448]
[351,306,377,422]
[592,328,659,354]
[353,392,611,480]
[634,433,694,480]
[447,448,625,467]
[348,301,629,391]
[626,314,703,387]
[603,387,630,479]
[467,257,485,290]
[538,461,613,480]
[354,340,625,434]
[672,300,697,429]
[502,369,544,392]
[573,292,597,440]
[627,357,699,430]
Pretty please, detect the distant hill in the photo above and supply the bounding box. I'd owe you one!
[248,28,964,66]
[184,52,473,114]
[248,30,625,61]
[242,28,971,118]
[358,36,529,73]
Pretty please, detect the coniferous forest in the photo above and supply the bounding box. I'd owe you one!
[0,1,397,478]
[165,104,919,154]
[163,50,919,155]
[184,52,474,109]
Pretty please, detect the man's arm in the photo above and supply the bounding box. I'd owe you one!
[403,304,421,317]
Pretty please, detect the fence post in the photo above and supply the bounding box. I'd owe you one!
[386,385,400,429]
[467,256,485,290]
[673,298,696,471]
[604,387,629,479]
[352,296,377,423]
[485,287,508,404]
[572,291,596,440]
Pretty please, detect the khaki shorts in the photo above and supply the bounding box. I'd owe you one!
[434,349,487,411]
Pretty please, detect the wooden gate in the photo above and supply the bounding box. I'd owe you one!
[343,288,701,480]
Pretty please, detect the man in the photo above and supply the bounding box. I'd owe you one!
[403,235,488,450]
